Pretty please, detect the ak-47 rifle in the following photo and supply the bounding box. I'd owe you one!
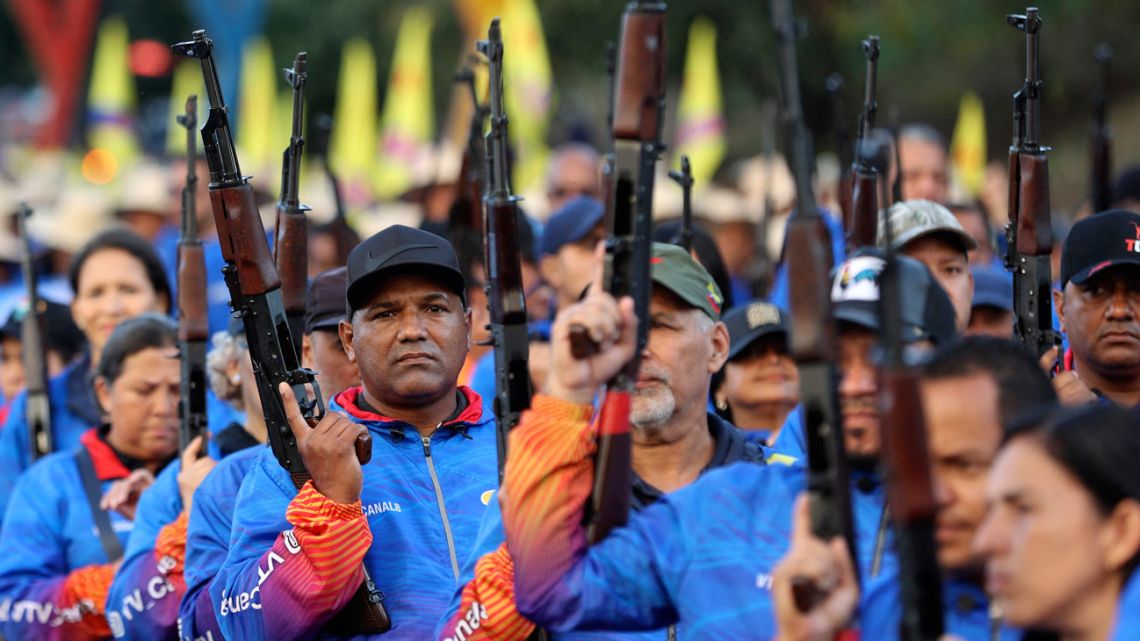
[450,62,489,279]
[768,0,857,611]
[869,139,944,641]
[668,155,694,251]
[847,36,880,251]
[176,95,209,455]
[275,52,310,354]
[569,0,665,545]
[477,19,532,482]
[1089,43,1112,213]
[1003,8,1058,360]
[172,31,391,634]
[17,204,51,460]
[749,100,778,299]
[312,114,359,268]
[827,73,853,227]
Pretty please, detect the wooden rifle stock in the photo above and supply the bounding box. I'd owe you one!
[174,30,390,634]
[449,63,488,277]
[17,204,52,460]
[176,95,210,455]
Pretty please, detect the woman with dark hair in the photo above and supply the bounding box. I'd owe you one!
[0,314,180,641]
[975,404,1140,641]
[0,229,172,519]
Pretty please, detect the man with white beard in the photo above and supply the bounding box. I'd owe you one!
[435,242,764,641]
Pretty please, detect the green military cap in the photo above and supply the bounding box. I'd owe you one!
[650,242,724,321]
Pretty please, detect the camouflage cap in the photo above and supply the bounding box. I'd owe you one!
[650,242,724,321]
[877,199,978,253]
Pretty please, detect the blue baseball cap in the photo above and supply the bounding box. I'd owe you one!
[971,265,1013,311]
[538,196,605,257]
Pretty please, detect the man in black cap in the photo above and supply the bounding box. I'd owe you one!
[1050,209,1140,408]
[300,266,360,404]
[967,265,1013,339]
[214,225,499,640]
[715,301,799,443]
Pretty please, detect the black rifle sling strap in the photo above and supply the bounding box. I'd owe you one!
[74,447,125,561]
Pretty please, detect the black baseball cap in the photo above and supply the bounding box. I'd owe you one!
[345,225,467,313]
[305,266,349,334]
[830,249,957,346]
[1060,209,1140,287]
[722,301,789,361]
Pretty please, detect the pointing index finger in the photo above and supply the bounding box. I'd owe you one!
[278,382,314,442]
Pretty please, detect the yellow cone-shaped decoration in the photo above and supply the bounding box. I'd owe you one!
[87,15,138,182]
[166,60,204,155]
[236,36,277,177]
[374,7,435,199]
[500,0,552,192]
[950,91,987,197]
[674,16,726,189]
[331,38,379,206]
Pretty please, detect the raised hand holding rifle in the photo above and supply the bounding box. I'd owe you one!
[275,52,310,354]
[477,19,532,480]
[566,0,665,544]
[846,36,880,251]
[768,0,857,613]
[172,30,390,633]
[176,94,210,456]
[17,204,52,460]
[1004,7,1058,362]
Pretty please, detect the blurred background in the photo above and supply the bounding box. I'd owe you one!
[0,0,1137,221]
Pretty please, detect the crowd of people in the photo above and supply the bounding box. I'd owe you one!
[0,21,1137,641]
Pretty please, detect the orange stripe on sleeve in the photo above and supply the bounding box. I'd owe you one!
[59,562,116,639]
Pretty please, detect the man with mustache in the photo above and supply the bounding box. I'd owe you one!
[1048,209,1140,409]
[435,242,764,641]
[212,225,499,640]
[490,251,956,639]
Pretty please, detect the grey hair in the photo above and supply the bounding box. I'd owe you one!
[206,330,248,411]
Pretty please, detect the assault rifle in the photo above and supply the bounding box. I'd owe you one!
[450,62,489,280]
[477,19,532,481]
[176,95,209,455]
[667,155,694,251]
[17,204,51,460]
[569,0,665,545]
[172,31,391,633]
[1003,7,1058,360]
[870,139,944,641]
[847,36,880,251]
[826,73,852,227]
[275,52,310,354]
[1089,44,1112,213]
[768,0,857,611]
[312,114,359,269]
[748,100,778,299]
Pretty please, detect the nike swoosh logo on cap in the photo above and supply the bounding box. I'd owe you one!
[366,243,439,270]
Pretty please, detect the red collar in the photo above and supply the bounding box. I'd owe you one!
[334,386,484,428]
[79,428,132,481]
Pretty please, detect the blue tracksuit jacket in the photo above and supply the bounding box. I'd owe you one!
[213,385,498,640]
